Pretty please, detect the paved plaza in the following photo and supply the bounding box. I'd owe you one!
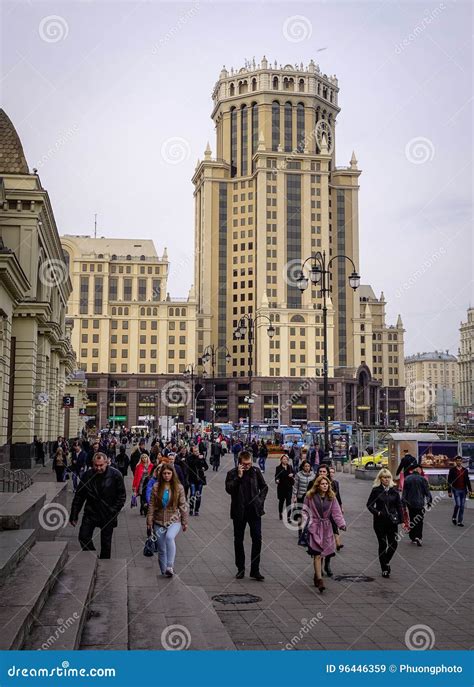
[41,453,473,651]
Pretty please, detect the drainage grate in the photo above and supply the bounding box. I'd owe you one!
[334,575,375,583]
[212,593,262,605]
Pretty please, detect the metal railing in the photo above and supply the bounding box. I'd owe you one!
[0,465,33,493]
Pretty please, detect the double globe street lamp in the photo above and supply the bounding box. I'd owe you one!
[233,314,275,445]
[297,250,360,455]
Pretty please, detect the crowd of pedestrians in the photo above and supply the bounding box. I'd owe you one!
[61,427,470,592]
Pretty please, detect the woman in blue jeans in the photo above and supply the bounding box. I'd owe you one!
[146,466,188,576]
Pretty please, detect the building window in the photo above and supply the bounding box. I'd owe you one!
[123,278,132,300]
[80,276,89,314]
[272,101,280,151]
[94,276,103,314]
[297,103,305,152]
[230,107,237,178]
[138,278,147,301]
[109,277,118,301]
[241,105,248,176]
[152,279,160,301]
[251,103,258,172]
[284,102,292,152]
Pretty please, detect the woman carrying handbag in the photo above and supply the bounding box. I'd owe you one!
[366,468,404,578]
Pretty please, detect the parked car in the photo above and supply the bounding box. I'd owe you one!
[351,448,388,468]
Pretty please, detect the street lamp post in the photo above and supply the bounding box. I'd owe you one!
[201,345,231,440]
[184,364,198,430]
[111,380,118,433]
[297,250,360,455]
[233,314,275,445]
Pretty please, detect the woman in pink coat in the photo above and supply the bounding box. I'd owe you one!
[303,474,346,593]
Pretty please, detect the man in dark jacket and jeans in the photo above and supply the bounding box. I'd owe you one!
[447,456,472,526]
[225,450,268,581]
[402,467,432,546]
[69,453,126,559]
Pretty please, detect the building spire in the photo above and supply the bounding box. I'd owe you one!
[204,142,212,160]
[350,150,358,169]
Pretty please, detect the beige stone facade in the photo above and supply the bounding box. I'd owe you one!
[405,351,458,425]
[193,59,405,398]
[0,110,86,463]
[61,236,197,426]
[458,307,474,416]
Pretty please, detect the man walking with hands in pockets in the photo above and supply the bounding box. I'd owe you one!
[225,450,268,581]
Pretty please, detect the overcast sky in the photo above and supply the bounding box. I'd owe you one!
[2,0,472,357]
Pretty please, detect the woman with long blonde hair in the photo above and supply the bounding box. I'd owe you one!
[146,465,188,576]
[302,474,346,593]
[366,468,403,578]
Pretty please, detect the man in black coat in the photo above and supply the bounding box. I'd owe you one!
[396,449,419,477]
[69,453,126,559]
[225,450,268,581]
[402,467,432,545]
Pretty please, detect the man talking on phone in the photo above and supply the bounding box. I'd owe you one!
[225,450,268,580]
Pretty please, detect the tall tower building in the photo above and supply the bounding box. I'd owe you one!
[193,58,363,380]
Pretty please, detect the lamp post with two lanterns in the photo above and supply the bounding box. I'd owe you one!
[233,314,275,445]
[296,250,360,455]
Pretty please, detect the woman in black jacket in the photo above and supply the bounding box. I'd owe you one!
[186,446,209,516]
[274,455,294,522]
[366,468,403,578]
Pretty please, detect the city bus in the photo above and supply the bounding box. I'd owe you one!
[274,426,304,451]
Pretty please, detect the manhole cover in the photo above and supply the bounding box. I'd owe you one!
[334,575,374,583]
[212,593,262,605]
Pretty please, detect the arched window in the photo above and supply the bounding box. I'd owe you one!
[322,87,328,99]
[169,308,174,316]
[290,314,305,322]
[238,80,248,94]
[118,307,123,315]
[298,78,305,92]
[111,254,117,260]
[126,255,131,260]
[297,103,305,153]
[153,308,157,316]
[241,105,248,176]
[112,307,116,315]
[230,107,237,177]
[284,102,292,152]
[272,76,279,90]
[140,255,145,261]
[147,307,151,316]
[271,101,280,151]
[251,78,257,91]
[140,307,145,315]
[124,307,129,315]
[229,83,235,96]
[181,308,186,316]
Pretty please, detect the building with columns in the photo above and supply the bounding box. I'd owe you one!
[458,307,473,419]
[0,109,86,465]
[405,351,458,426]
[192,58,405,426]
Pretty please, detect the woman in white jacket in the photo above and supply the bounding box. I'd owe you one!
[292,460,315,536]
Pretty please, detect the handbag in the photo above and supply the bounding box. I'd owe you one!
[143,536,155,557]
[131,494,138,508]
[384,503,399,525]
[298,522,310,547]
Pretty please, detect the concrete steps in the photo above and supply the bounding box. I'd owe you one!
[0,529,36,585]
[80,559,128,650]
[0,541,68,649]
[24,552,97,650]
[128,565,235,650]
[0,492,46,532]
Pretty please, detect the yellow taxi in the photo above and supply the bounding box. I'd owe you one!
[351,448,389,468]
